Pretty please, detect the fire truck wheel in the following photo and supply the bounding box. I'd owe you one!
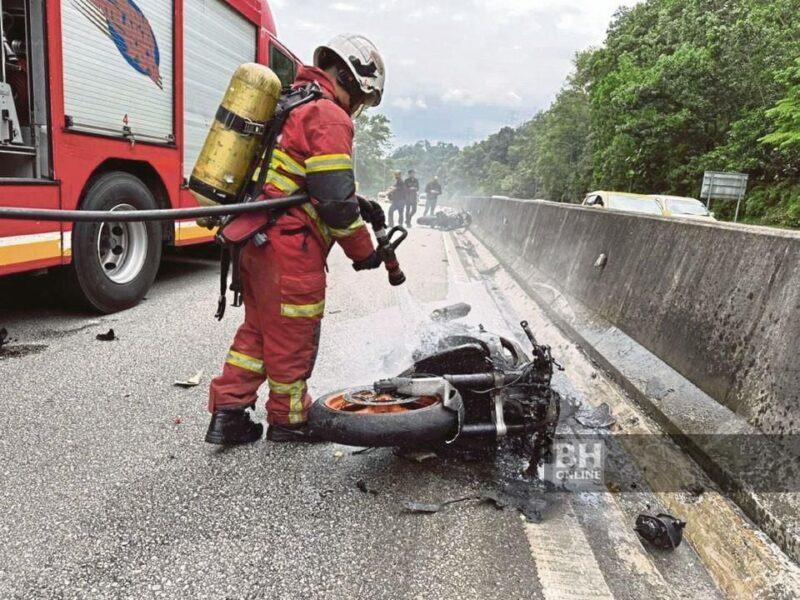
[65,172,163,313]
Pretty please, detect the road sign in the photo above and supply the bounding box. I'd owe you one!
[701,171,749,222]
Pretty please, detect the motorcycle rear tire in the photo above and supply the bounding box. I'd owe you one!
[308,391,460,448]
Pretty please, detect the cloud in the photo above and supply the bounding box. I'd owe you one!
[270,0,641,146]
[331,2,358,11]
[442,89,476,107]
[391,97,429,111]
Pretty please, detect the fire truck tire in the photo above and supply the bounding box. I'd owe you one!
[64,172,163,313]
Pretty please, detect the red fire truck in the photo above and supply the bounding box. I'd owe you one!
[0,0,298,312]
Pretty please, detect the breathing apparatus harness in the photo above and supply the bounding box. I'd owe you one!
[214,82,323,320]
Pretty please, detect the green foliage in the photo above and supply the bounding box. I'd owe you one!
[444,0,800,227]
[354,113,393,195]
[762,59,800,153]
[390,141,461,193]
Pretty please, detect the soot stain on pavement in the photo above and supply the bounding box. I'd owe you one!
[391,437,564,524]
[0,330,48,360]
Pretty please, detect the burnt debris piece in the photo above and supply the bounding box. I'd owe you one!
[635,513,686,550]
[431,303,472,322]
[401,485,549,523]
[575,402,616,429]
[356,480,381,496]
[96,329,116,342]
[403,496,476,514]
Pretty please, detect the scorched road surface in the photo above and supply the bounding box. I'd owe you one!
[0,228,722,599]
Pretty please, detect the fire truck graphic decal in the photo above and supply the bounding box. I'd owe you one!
[72,0,163,89]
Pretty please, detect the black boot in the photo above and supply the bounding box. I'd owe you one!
[205,408,263,446]
[266,423,319,443]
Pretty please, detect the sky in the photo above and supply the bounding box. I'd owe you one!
[270,0,637,149]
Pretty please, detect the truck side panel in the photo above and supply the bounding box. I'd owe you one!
[183,0,258,180]
[0,184,61,275]
[60,0,175,143]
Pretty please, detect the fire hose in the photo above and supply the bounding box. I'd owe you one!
[0,193,407,286]
[0,194,309,222]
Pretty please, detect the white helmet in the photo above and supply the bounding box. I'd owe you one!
[314,34,385,111]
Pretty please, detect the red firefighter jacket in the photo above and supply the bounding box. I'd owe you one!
[225,66,375,262]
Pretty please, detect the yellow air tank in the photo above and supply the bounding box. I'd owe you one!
[189,63,282,206]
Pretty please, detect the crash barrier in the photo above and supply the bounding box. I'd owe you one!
[450,196,800,437]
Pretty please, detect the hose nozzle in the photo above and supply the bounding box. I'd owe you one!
[376,226,408,287]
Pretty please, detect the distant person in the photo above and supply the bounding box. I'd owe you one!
[404,169,420,227]
[424,176,443,216]
[388,171,407,227]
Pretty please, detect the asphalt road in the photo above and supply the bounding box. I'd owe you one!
[0,227,724,599]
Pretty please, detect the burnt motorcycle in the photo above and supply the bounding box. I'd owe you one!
[308,314,561,467]
[416,207,473,231]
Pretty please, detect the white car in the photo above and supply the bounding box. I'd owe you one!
[654,195,716,220]
[583,191,665,216]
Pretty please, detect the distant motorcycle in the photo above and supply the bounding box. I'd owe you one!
[417,208,473,231]
[308,306,561,468]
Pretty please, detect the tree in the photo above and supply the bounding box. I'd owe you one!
[354,113,393,195]
[762,59,800,153]
[442,0,800,226]
[389,141,461,193]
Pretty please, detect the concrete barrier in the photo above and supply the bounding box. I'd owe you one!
[451,197,800,436]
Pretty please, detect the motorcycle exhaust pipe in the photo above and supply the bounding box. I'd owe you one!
[460,423,530,438]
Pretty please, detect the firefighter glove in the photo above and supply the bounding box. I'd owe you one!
[352,251,382,272]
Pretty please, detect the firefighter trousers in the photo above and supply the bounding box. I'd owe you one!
[209,213,326,426]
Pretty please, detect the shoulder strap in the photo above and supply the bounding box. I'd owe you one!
[250,82,323,199]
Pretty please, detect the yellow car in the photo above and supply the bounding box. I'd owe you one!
[582,191,666,216]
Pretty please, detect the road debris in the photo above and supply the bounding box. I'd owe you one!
[356,480,380,496]
[401,487,548,522]
[0,327,8,349]
[96,329,116,342]
[396,449,438,463]
[174,371,203,388]
[431,302,472,322]
[575,402,616,429]
[635,513,686,550]
[351,447,377,456]
[403,496,476,514]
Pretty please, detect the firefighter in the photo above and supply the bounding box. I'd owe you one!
[404,169,420,227]
[424,176,443,216]
[206,34,387,445]
[387,171,407,227]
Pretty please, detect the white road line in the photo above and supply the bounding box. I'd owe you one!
[525,501,615,600]
[442,231,469,285]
